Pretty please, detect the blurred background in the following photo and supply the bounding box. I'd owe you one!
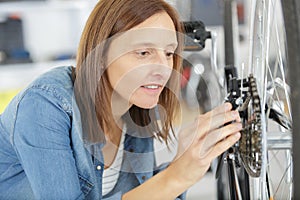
[0,0,248,199]
[0,0,98,111]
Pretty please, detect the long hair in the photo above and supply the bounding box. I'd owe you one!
[74,0,183,144]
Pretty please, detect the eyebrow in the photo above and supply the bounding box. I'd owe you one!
[131,42,178,49]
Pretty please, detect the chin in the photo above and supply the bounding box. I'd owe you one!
[134,101,158,109]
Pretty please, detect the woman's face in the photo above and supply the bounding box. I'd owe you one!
[106,12,178,110]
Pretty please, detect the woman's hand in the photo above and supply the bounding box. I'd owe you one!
[168,102,242,188]
[123,103,242,200]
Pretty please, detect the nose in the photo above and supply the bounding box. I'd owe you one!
[149,53,172,80]
[155,50,169,66]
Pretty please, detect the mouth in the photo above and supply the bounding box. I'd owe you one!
[141,84,161,89]
[140,84,163,95]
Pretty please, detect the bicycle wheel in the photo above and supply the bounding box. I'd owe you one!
[243,0,300,199]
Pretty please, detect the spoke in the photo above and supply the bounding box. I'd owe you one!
[266,149,293,199]
[274,19,292,120]
[269,0,291,119]
[265,0,289,117]
[267,131,292,149]
[268,151,284,171]
[266,66,286,117]
[273,162,292,199]
[266,155,275,199]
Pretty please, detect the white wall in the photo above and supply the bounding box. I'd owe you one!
[0,1,96,62]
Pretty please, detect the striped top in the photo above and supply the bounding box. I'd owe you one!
[102,126,126,196]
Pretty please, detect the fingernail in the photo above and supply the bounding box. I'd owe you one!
[226,103,232,110]
[235,132,241,138]
[236,123,242,129]
[232,111,239,117]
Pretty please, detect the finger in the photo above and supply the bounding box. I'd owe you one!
[196,110,241,137]
[203,132,241,160]
[197,122,242,153]
[211,110,241,129]
[203,102,232,118]
[213,122,242,142]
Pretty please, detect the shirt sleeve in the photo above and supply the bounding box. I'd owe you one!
[12,87,84,200]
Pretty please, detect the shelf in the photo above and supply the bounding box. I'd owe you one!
[0,59,75,91]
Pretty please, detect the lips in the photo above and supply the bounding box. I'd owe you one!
[141,82,164,89]
[141,84,161,89]
[140,84,163,95]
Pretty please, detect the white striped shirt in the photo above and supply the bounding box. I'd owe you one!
[102,126,126,196]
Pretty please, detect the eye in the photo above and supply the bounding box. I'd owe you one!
[135,49,151,57]
[166,51,174,58]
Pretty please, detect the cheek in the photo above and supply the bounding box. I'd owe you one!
[108,65,146,101]
[107,58,137,89]
[107,68,124,90]
[169,59,174,68]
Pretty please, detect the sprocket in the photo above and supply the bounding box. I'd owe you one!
[238,74,263,177]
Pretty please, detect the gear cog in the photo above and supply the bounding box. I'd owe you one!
[239,74,263,177]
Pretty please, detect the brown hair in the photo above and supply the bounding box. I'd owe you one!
[74,0,183,144]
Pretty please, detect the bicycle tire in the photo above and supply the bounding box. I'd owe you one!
[223,0,236,66]
[281,0,300,197]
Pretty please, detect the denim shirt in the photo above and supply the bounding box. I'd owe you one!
[0,66,186,200]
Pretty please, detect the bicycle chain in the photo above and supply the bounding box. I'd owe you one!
[239,74,263,177]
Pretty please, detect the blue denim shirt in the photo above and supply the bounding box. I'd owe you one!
[0,66,186,200]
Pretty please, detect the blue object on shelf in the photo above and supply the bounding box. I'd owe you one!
[0,14,32,64]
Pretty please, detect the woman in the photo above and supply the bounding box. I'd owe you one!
[0,0,242,199]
